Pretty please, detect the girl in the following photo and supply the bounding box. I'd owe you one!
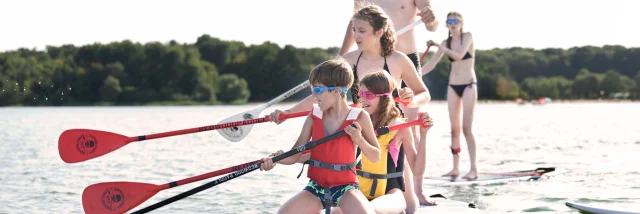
[421,11,478,180]
[332,70,434,214]
[260,59,381,214]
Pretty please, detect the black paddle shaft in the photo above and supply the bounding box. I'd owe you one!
[131,124,371,213]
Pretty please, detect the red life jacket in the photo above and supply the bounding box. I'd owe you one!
[299,104,363,188]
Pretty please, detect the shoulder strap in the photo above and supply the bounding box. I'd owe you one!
[345,108,362,122]
[312,104,323,119]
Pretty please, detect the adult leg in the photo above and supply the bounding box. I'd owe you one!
[443,86,463,177]
[278,190,324,214]
[461,85,478,180]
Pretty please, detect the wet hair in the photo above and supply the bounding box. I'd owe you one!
[446,12,464,49]
[353,5,396,57]
[308,58,354,98]
[359,69,401,129]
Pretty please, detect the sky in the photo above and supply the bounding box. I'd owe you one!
[1,0,638,52]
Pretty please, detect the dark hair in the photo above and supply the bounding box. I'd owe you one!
[353,5,396,57]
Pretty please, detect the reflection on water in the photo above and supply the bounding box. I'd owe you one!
[0,102,639,213]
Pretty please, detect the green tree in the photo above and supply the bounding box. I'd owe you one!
[100,75,122,102]
[216,74,250,103]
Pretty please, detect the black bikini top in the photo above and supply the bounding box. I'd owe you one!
[449,52,473,62]
[447,33,473,62]
[351,51,390,104]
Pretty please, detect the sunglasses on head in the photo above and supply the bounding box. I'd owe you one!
[358,90,390,100]
[446,19,460,24]
[311,86,348,95]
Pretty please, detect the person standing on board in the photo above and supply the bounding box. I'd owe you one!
[421,11,478,180]
[260,58,381,214]
[268,4,437,210]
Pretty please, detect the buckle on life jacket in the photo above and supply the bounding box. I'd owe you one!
[296,159,358,178]
[356,170,404,197]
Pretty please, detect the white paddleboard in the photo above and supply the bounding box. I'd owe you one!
[423,167,564,186]
[566,201,640,214]
[320,194,480,214]
[416,194,481,214]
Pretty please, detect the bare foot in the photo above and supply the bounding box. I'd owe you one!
[462,169,478,180]
[417,193,438,206]
[443,168,459,177]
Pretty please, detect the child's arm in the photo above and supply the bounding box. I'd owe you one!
[260,114,314,171]
[346,111,381,163]
[402,112,433,176]
[268,95,315,124]
[421,40,447,76]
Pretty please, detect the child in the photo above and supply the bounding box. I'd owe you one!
[325,70,435,214]
[260,58,381,214]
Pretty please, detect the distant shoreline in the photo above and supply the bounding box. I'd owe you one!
[247,99,640,105]
[1,99,638,108]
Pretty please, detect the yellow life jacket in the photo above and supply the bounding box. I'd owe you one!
[357,117,406,200]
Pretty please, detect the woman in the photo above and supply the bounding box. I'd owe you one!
[421,11,478,180]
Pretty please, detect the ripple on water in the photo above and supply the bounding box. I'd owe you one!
[536,197,567,202]
[522,206,555,212]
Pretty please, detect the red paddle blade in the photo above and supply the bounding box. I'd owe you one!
[83,182,160,214]
[58,129,132,163]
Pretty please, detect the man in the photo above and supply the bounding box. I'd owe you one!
[337,0,439,207]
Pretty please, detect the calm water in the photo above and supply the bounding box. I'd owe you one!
[1,102,639,214]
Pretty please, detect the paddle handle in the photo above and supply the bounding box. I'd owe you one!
[160,160,262,190]
[396,19,422,35]
[263,80,311,109]
[268,110,311,121]
[128,115,280,143]
[392,89,410,106]
[420,44,433,63]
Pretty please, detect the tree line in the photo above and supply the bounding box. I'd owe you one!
[1,34,639,106]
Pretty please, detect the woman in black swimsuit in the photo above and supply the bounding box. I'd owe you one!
[341,5,435,212]
[420,11,478,180]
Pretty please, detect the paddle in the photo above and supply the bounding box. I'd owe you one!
[216,81,311,142]
[58,110,311,164]
[83,116,427,214]
[420,44,434,63]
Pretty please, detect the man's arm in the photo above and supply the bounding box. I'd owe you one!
[415,0,438,32]
[338,0,363,56]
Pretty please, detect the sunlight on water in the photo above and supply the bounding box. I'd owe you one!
[0,102,638,213]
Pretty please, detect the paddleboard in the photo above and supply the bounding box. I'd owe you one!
[320,194,480,214]
[423,167,564,186]
[416,194,481,214]
[566,201,640,214]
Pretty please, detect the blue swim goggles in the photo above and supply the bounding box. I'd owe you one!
[311,86,349,95]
